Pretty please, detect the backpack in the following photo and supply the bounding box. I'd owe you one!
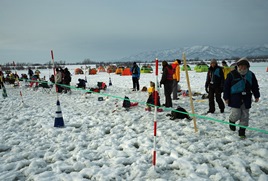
[123,96,131,108]
[230,70,252,94]
[170,106,191,120]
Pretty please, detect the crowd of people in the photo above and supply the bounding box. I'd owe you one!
[0,59,260,138]
[0,66,72,94]
[52,67,72,94]
[141,58,260,139]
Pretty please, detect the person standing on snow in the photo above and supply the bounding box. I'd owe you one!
[160,61,173,108]
[223,58,260,139]
[205,59,225,114]
[171,59,181,100]
[222,60,231,80]
[0,68,4,89]
[28,68,34,80]
[131,62,140,91]
[55,68,63,93]
[62,67,71,93]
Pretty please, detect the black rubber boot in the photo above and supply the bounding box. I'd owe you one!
[239,128,246,139]
[229,120,236,131]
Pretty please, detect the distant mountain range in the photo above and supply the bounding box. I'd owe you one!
[119,45,268,61]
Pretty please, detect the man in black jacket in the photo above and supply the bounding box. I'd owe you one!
[205,59,225,113]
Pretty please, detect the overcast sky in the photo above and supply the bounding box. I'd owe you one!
[1,0,268,63]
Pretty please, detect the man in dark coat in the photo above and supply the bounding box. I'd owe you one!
[223,58,260,138]
[205,59,225,113]
[131,62,140,91]
[160,61,173,108]
[63,68,71,93]
[28,68,34,79]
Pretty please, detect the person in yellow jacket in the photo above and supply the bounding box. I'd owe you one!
[222,60,231,80]
[171,59,181,100]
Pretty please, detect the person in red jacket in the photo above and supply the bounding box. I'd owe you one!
[160,61,173,108]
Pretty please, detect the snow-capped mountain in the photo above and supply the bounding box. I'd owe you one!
[119,45,268,61]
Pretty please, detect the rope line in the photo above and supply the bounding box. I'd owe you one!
[16,78,268,134]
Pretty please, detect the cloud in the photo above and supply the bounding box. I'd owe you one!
[0,0,268,63]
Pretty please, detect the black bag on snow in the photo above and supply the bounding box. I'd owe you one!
[123,96,131,108]
[169,106,192,120]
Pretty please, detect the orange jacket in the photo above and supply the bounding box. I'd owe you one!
[172,61,180,81]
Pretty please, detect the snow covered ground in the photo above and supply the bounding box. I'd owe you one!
[0,62,268,181]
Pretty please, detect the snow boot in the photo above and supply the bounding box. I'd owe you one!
[229,120,236,131]
[145,107,151,111]
[239,128,246,139]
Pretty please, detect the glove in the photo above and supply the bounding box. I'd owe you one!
[205,87,209,93]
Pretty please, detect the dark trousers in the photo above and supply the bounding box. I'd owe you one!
[0,81,3,89]
[172,80,178,99]
[63,82,71,93]
[208,86,225,112]
[164,81,173,107]
[132,77,139,91]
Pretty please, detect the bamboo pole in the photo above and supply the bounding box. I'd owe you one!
[183,53,198,132]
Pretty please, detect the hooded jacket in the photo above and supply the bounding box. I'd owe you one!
[131,64,140,78]
[172,60,180,81]
[205,65,224,90]
[160,64,173,85]
[223,69,260,109]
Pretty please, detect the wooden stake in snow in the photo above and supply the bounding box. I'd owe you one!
[153,58,158,167]
[183,53,198,132]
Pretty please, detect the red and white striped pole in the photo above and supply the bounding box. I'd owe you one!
[51,50,56,76]
[153,58,159,167]
[51,50,64,127]
[51,50,58,98]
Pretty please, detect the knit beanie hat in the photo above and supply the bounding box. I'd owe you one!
[210,59,217,64]
[237,57,250,68]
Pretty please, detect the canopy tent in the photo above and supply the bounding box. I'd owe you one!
[97,66,106,72]
[74,68,84,75]
[115,67,124,74]
[181,65,192,71]
[121,68,132,76]
[140,65,153,73]
[107,65,117,73]
[89,68,97,75]
[194,63,209,72]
